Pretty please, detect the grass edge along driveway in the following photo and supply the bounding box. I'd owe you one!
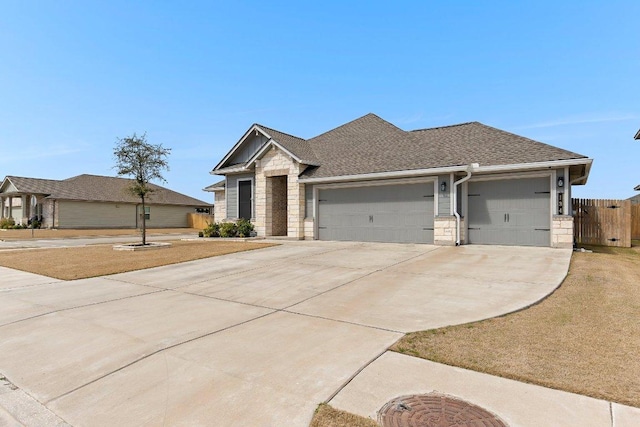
[0,240,277,280]
[310,245,640,426]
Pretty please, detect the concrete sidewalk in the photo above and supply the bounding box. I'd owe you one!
[330,351,640,427]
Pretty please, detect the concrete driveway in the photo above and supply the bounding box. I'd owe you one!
[0,241,570,426]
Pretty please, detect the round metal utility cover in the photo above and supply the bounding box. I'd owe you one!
[378,393,508,427]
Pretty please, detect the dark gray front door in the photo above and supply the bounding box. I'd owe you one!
[317,183,434,244]
[467,177,550,246]
[238,180,252,220]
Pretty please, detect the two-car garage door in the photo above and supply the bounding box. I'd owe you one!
[317,183,434,244]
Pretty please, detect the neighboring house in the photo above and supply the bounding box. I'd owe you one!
[0,174,210,229]
[210,113,592,247]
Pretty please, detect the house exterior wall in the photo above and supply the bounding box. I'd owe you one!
[41,199,55,228]
[552,215,574,248]
[55,201,197,228]
[437,175,451,216]
[434,215,456,246]
[304,184,313,218]
[143,205,196,228]
[213,190,226,220]
[226,173,255,219]
[254,146,305,238]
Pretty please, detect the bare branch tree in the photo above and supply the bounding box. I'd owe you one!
[113,132,171,245]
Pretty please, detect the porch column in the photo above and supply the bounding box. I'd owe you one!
[8,197,13,219]
[0,196,5,218]
[25,194,32,221]
[21,195,28,224]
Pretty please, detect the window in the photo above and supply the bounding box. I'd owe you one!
[140,206,150,220]
[238,180,252,220]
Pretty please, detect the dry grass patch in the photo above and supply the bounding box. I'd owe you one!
[0,228,198,240]
[392,245,640,408]
[0,240,277,280]
[309,403,378,427]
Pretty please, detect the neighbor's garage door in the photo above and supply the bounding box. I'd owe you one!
[317,183,434,244]
[467,177,550,247]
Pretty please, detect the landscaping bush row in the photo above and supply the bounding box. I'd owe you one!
[0,218,41,229]
[199,219,255,238]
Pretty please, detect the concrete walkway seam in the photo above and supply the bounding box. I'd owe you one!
[44,309,277,405]
[325,349,391,404]
[0,288,168,329]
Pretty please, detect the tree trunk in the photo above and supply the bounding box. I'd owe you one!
[141,196,146,245]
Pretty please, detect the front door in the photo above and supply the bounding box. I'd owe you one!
[238,180,252,220]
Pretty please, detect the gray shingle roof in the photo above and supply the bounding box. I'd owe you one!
[2,174,209,206]
[214,113,590,180]
[300,114,588,179]
[257,125,319,165]
[2,176,66,194]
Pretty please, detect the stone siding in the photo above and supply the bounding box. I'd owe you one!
[552,215,574,248]
[213,191,226,221]
[255,147,305,239]
[304,218,315,239]
[434,216,456,246]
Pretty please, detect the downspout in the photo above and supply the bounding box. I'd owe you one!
[453,163,479,246]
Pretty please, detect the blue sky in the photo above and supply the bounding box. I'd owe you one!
[1,1,638,201]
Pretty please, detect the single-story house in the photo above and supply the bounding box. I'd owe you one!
[0,174,210,229]
[210,113,592,247]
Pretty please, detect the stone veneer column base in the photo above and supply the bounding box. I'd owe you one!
[552,215,574,248]
[434,216,457,246]
[303,218,315,239]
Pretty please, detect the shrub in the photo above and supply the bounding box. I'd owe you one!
[203,221,220,238]
[0,217,15,229]
[236,218,254,237]
[198,231,204,238]
[219,221,237,238]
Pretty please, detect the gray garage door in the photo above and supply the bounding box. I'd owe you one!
[467,177,550,247]
[317,183,434,244]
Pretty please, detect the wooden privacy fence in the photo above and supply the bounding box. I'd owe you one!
[187,213,215,229]
[633,205,640,240]
[572,199,631,247]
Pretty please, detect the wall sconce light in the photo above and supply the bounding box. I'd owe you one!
[440,181,447,192]
[557,177,564,188]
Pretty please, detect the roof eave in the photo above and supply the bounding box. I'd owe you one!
[299,158,593,184]
[210,164,250,175]
[245,139,319,168]
[635,129,640,140]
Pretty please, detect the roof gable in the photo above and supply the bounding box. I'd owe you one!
[212,124,316,174]
[0,176,65,195]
